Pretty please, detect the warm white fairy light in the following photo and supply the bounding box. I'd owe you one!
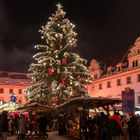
[24,3,91,106]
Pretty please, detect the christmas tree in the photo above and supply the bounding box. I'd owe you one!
[25,3,91,106]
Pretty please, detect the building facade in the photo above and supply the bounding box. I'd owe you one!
[0,71,30,105]
[87,37,140,107]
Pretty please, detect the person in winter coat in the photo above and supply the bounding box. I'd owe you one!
[18,114,27,140]
[97,112,109,140]
[128,115,139,140]
[57,114,67,135]
[108,112,124,140]
[0,111,9,140]
[38,114,48,138]
[80,112,88,139]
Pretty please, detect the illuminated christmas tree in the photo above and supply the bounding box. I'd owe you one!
[25,3,91,106]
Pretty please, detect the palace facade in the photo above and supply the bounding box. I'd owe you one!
[87,37,140,107]
[0,71,31,105]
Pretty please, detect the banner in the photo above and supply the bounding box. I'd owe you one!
[122,88,135,113]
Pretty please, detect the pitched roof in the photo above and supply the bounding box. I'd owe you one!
[100,49,129,68]
[0,71,30,86]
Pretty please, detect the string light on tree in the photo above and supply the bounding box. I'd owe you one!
[24,3,91,106]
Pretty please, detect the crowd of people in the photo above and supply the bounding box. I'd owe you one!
[0,111,49,140]
[0,110,140,140]
[57,111,140,140]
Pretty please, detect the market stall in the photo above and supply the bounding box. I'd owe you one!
[17,102,53,112]
[56,96,122,111]
[0,101,22,112]
[55,96,122,139]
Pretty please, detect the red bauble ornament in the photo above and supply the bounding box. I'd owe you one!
[51,101,56,107]
[62,59,67,65]
[48,68,53,75]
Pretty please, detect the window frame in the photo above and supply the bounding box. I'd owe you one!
[107,81,111,88]
[117,79,121,86]
[138,96,140,104]
[137,74,140,82]
[99,83,102,90]
[18,89,22,94]
[0,88,4,94]
[126,76,131,84]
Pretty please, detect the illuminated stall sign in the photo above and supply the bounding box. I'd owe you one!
[10,94,17,102]
[122,88,135,113]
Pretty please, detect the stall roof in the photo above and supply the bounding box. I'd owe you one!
[17,102,53,111]
[0,102,22,112]
[56,96,122,110]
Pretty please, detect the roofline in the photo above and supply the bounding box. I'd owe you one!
[0,71,27,75]
[120,45,133,63]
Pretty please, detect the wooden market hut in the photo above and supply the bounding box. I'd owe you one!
[17,102,53,112]
[54,96,122,139]
[56,96,122,114]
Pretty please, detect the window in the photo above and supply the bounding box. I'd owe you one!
[118,67,121,71]
[107,81,111,88]
[99,84,102,89]
[18,89,22,94]
[9,89,13,94]
[137,74,140,82]
[126,77,131,84]
[132,60,138,67]
[132,61,135,67]
[117,79,121,86]
[0,88,4,94]
[138,96,140,104]
[136,60,138,67]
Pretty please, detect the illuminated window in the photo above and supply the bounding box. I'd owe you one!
[137,74,140,82]
[117,79,121,86]
[9,89,13,94]
[107,81,111,88]
[126,76,131,84]
[138,96,140,104]
[18,89,22,94]
[0,88,4,94]
[99,84,102,89]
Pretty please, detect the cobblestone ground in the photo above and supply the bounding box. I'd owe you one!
[7,131,77,140]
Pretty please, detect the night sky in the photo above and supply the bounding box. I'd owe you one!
[1,0,140,72]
